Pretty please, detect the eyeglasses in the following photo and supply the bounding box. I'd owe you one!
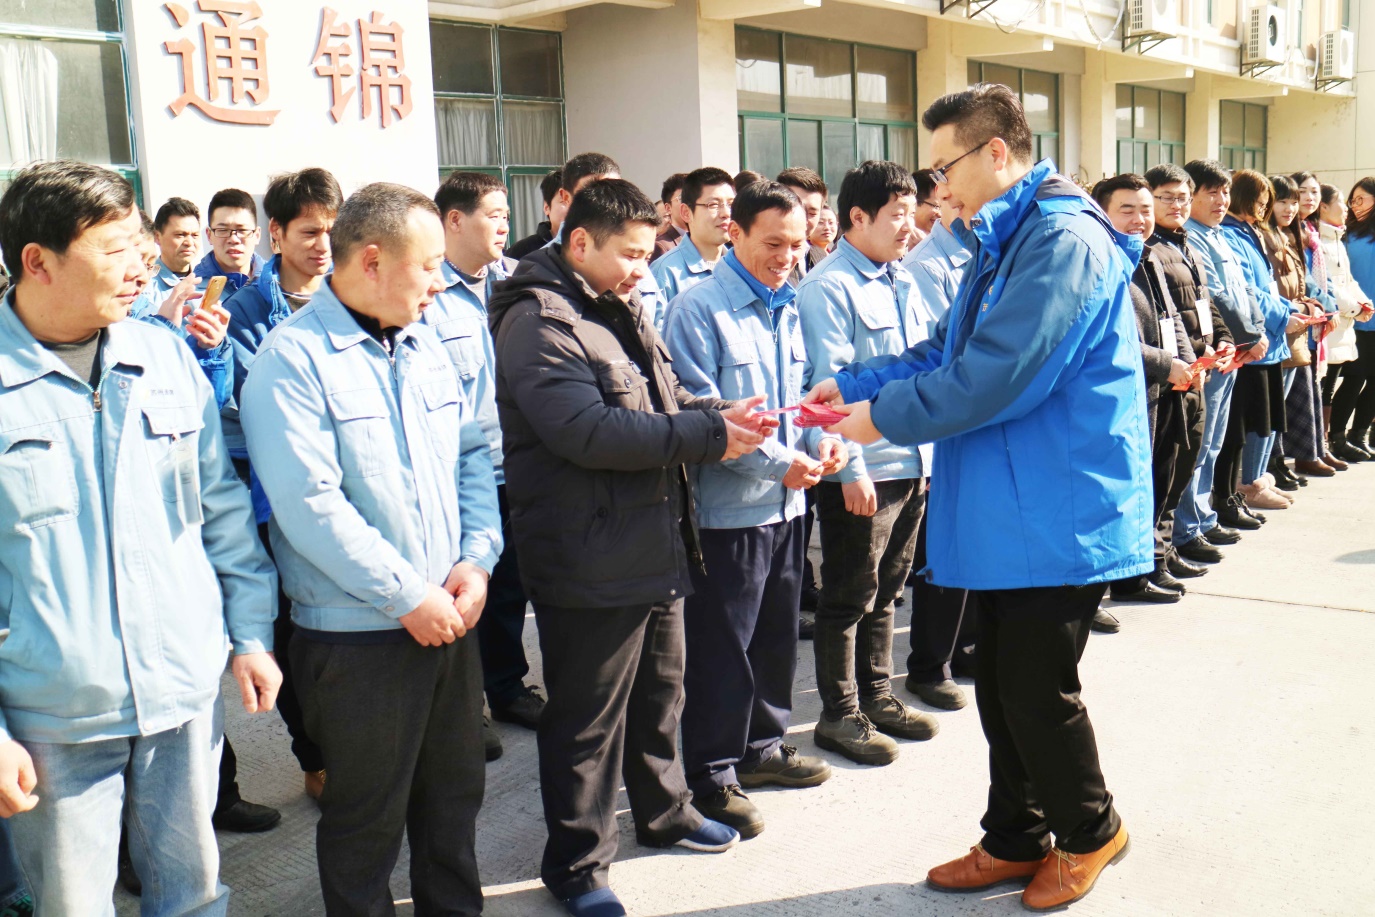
[1153,194,1191,207]
[693,200,734,214]
[933,141,989,185]
[209,227,257,240]
[919,199,942,210]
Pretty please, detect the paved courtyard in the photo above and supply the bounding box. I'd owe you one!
[119,463,1375,916]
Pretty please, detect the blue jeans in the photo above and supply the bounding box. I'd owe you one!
[1173,369,1238,545]
[9,700,226,916]
[1241,366,1298,483]
[0,820,29,912]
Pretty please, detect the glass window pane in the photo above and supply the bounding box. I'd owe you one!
[1220,101,1243,147]
[1135,88,1159,141]
[0,0,118,31]
[858,122,885,162]
[981,64,1020,94]
[502,100,562,165]
[430,21,494,95]
[1244,103,1266,148]
[855,45,913,121]
[507,172,545,243]
[499,29,559,98]
[788,119,821,172]
[1161,90,1184,142]
[1023,69,1057,135]
[1035,134,1059,166]
[887,126,916,170]
[742,117,785,177]
[784,36,852,118]
[736,28,782,113]
[1117,139,1131,173]
[1116,85,1133,139]
[434,97,497,167]
[822,120,856,195]
[0,37,131,168]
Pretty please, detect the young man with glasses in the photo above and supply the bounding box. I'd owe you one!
[806,83,1146,910]
[652,167,735,306]
[196,188,264,296]
[909,168,943,242]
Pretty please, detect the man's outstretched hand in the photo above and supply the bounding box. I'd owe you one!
[722,395,781,438]
[803,378,845,408]
[824,400,883,445]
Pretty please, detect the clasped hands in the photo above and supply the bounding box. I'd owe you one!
[400,563,490,647]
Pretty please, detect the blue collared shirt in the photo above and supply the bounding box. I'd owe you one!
[652,233,717,308]
[901,221,971,329]
[131,258,233,411]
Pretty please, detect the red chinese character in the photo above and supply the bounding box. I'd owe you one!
[357,11,412,128]
[164,0,278,125]
[312,7,355,123]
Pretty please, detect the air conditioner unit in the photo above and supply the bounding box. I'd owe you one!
[1244,4,1286,64]
[1320,29,1356,80]
[1126,0,1178,36]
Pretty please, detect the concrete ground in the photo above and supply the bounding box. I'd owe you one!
[117,462,1375,916]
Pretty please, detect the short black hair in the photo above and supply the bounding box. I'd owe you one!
[734,170,765,193]
[435,171,507,219]
[922,82,1033,165]
[1091,173,1149,209]
[561,152,620,194]
[1184,160,1231,193]
[660,172,687,205]
[264,167,343,229]
[732,180,801,234]
[562,178,659,247]
[153,196,200,232]
[776,167,827,199]
[913,168,938,202]
[206,187,257,226]
[539,169,563,206]
[837,161,917,232]
[139,209,155,237]
[681,167,734,210]
[330,182,440,265]
[0,160,136,283]
[1145,163,1193,192]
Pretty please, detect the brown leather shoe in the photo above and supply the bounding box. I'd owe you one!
[1294,459,1336,477]
[1021,824,1130,911]
[1323,451,1349,471]
[304,769,326,803]
[926,844,1046,892]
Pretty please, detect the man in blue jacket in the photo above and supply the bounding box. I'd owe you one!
[195,188,265,296]
[0,160,281,914]
[242,183,502,916]
[806,84,1146,910]
[652,167,735,306]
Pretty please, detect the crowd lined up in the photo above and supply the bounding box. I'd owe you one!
[0,80,1371,917]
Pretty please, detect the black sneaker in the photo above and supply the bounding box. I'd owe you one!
[1176,535,1223,564]
[738,743,831,789]
[212,799,281,833]
[483,715,503,762]
[860,694,939,741]
[491,686,545,730]
[1202,525,1242,546]
[693,785,765,839]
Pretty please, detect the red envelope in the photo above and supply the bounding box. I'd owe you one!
[756,404,802,416]
[794,403,849,427]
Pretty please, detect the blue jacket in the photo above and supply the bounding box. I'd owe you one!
[663,257,831,528]
[900,221,971,328]
[832,162,1153,590]
[131,260,233,411]
[1218,215,1295,364]
[240,279,502,634]
[798,237,932,483]
[652,234,716,308]
[1348,233,1375,332]
[1185,218,1267,343]
[223,255,296,462]
[194,250,264,298]
[0,293,276,745]
[421,257,514,485]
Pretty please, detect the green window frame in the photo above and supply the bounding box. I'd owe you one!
[1115,85,1186,175]
[1218,101,1267,173]
[0,6,141,206]
[735,26,918,192]
[429,21,567,242]
[967,61,1060,165]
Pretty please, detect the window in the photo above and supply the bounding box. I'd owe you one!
[968,62,1060,165]
[1218,101,1267,172]
[0,0,139,202]
[1115,86,1185,174]
[429,21,565,241]
[735,27,917,192]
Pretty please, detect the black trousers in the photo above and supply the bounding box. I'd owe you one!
[681,519,803,796]
[1330,333,1375,435]
[292,635,485,917]
[477,485,532,706]
[906,507,975,684]
[1153,389,1205,566]
[801,489,817,595]
[534,601,702,900]
[973,584,1120,861]
[813,479,924,718]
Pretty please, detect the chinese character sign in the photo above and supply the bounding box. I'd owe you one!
[165,0,279,125]
[311,9,413,127]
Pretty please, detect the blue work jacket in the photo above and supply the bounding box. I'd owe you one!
[652,234,717,308]
[194,250,264,299]
[901,221,971,327]
[1348,234,1375,332]
[1218,215,1294,364]
[131,260,232,411]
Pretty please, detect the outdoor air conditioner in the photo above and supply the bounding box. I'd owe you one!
[1244,4,1287,64]
[1320,29,1356,80]
[1126,0,1178,36]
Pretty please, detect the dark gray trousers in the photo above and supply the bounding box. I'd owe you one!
[291,634,485,917]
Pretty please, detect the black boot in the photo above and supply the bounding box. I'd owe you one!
[1331,432,1368,463]
[1352,427,1375,459]
[1217,493,1261,530]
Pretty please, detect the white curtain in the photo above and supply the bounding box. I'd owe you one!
[507,173,544,242]
[435,97,497,167]
[0,39,59,168]
[501,100,562,167]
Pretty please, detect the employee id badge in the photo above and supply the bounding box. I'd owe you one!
[1159,317,1179,357]
[172,435,204,527]
[1268,281,1280,297]
[1196,299,1213,337]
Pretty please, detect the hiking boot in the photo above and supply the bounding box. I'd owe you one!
[860,694,939,741]
[491,685,545,730]
[814,713,899,766]
[691,786,764,840]
[905,677,967,710]
[738,743,831,789]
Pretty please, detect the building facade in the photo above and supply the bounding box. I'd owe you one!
[0,0,1367,240]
